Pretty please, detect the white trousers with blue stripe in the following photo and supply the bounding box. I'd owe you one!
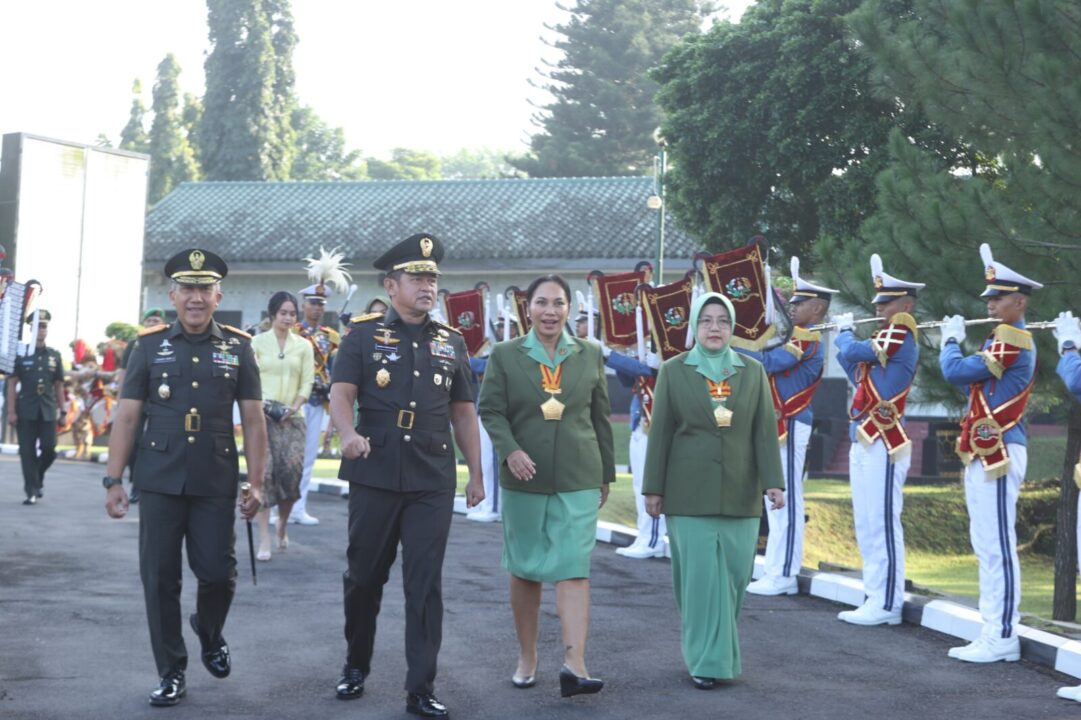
[761,420,812,579]
[630,425,666,548]
[469,414,500,516]
[850,440,910,613]
[964,444,1025,640]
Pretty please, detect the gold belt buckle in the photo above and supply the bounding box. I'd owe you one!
[185,412,202,432]
[397,409,415,430]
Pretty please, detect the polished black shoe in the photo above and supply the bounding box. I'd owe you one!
[189,614,230,678]
[406,692,449,717]
[22,496,36,506]
[511,673,536,689]
[148,670,186,707]
[336,665,365,700]
[692,676,718,690]
[559,665,604,698]
[129,488,140,504]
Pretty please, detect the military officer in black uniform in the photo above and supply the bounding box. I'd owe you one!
[5,309,65,505]
[103,249,267,707]
[329,233,484,718]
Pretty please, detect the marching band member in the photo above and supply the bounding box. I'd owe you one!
[833,254,922,626]
[1054,310,1081,701]
[743,257,836,595]
[939,244,1039,663]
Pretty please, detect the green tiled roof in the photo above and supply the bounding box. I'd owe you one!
[144,177,703,263]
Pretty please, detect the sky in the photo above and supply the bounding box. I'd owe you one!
[1,1,752,159]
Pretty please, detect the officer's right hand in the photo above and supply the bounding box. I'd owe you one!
[644,494,663,519]
[832,312,855,332]
[105,485,129,519]
[506,449,536,482]
[340,431,372,460]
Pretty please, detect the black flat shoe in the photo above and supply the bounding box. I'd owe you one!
[559,665,604,698]
[149,670,186,707]
[511,673,536,689]
[129,488,140,504]
[22,497,36,505]
[189,614,230,678]
[692,676,717,690]
[336,665,365,700]
[406,692,448,717]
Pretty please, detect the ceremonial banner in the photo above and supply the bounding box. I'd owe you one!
[639,273,694,360]
[697,241,773,350]
[442,288,488,356]
[507,287,532,335]
[591,266,651,348]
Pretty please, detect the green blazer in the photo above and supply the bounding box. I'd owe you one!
[642,352,784,517]
[478,336,615,494]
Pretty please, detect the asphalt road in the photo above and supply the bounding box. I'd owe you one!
[0,455,1075,719]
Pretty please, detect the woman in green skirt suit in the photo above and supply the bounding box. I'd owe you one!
[643,292,785,690]
[478,274,615,698]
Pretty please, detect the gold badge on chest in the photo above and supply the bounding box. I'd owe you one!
[539,363,565,421]
[158,372,171,400]
[706,378,733,428]
[376,368,391,388]
[713,404,733,428]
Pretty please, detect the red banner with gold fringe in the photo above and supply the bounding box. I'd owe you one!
[639,273,693,360]
[697,241,773,350]
[592,269,650,348]
[442,289,488,356]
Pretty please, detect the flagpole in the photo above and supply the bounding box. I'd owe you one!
[649,128,667,283]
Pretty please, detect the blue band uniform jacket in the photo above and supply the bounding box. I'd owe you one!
[331,307,474,492]
[120,321,262,497]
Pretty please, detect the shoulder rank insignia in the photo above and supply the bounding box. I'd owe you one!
[433,320,462,336]
[221,323,252,339]
[138,324,169,337]
[350,312,384,324]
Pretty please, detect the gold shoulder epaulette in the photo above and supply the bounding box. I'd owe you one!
[994,323,1033,351]
[434,320,462,335]
[350,312,383,324]
[221,324,252,339]
[791,326,821,343]
[782,342,804,360]
[324,327,341,345]
[138,324,169,337]
[891,312,919,340]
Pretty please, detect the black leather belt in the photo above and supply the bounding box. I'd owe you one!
[147,416,234,434]
[360,409,448,432]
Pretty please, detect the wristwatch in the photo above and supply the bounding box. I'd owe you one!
[102,475,124,490]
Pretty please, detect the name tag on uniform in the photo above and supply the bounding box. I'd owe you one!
[430,340,456,360]
[153,356,177,365]
[212,351,240,366]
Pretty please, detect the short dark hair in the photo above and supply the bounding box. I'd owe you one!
[525,274,571,304]
[268,291,299,318]
[384,269,404,284]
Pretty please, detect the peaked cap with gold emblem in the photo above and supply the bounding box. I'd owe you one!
[870,253,924,304]
[373,233,444,275]
[979,243,1042,298]
[164,248,228,285]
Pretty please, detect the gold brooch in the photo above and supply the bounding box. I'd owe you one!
[376,368,391,388]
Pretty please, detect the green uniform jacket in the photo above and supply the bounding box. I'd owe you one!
[478,336,615,494]
[642,352,784,517]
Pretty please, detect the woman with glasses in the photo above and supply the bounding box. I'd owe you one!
[643,292,784,690]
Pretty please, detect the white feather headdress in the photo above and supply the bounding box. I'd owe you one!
[303,247,353,295]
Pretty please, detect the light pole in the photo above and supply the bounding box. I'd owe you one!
[646,128,667,282]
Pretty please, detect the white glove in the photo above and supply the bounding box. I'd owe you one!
[941,314,966,346]
[1054,310,1081,354]
[832,312,855,332]
[645,351,661,370]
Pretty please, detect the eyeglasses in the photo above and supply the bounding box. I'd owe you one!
[697,316,732,329]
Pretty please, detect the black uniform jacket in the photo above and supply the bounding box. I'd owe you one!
[121,321,261,497]
[331,307,473,492]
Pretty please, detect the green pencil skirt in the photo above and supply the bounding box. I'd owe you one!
[501,487,600,583]
[667,514,759,679]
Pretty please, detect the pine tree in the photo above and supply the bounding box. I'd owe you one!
[290,105,365,180]
[841,0,1081,618]
[118,79,150,153]
[510,0,709,178]
[198,0,295,180]
[148,54,200,204]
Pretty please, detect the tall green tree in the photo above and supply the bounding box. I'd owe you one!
[118,79,150,153]
[652,0,969,260]
[198,0,296,180]
[148,54,200,204]
[290,105,365,180]
[510,0,710,178]
[366,149,441,180]
[182,92,204,166]
[843,0,1081,618]
[441,148,521,180]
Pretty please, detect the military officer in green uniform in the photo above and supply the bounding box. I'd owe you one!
[6,309,65,505]
[329,233,484,718]
[103,249,267,707]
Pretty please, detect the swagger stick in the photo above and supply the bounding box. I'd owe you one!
[239,482,257,585]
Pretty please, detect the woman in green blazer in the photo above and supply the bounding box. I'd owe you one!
[643,292,785,690]
[478,274,615,698]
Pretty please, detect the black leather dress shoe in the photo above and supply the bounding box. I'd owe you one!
[692,676,718,690]
[511,673,536,689]
[22,497,36,506]
[189,614,230,678]
[129,488,140,504]
[336,666,365,700]
[406,692,449,717]
[559,665,604,698]
[149,670,186,706]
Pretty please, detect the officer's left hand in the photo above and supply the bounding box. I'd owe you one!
[465,476,485,508]
[599,483,610,508]
[105,485,129,518]
[941,314,967,346]
[766,488,785,510]
[238,486,262,520]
